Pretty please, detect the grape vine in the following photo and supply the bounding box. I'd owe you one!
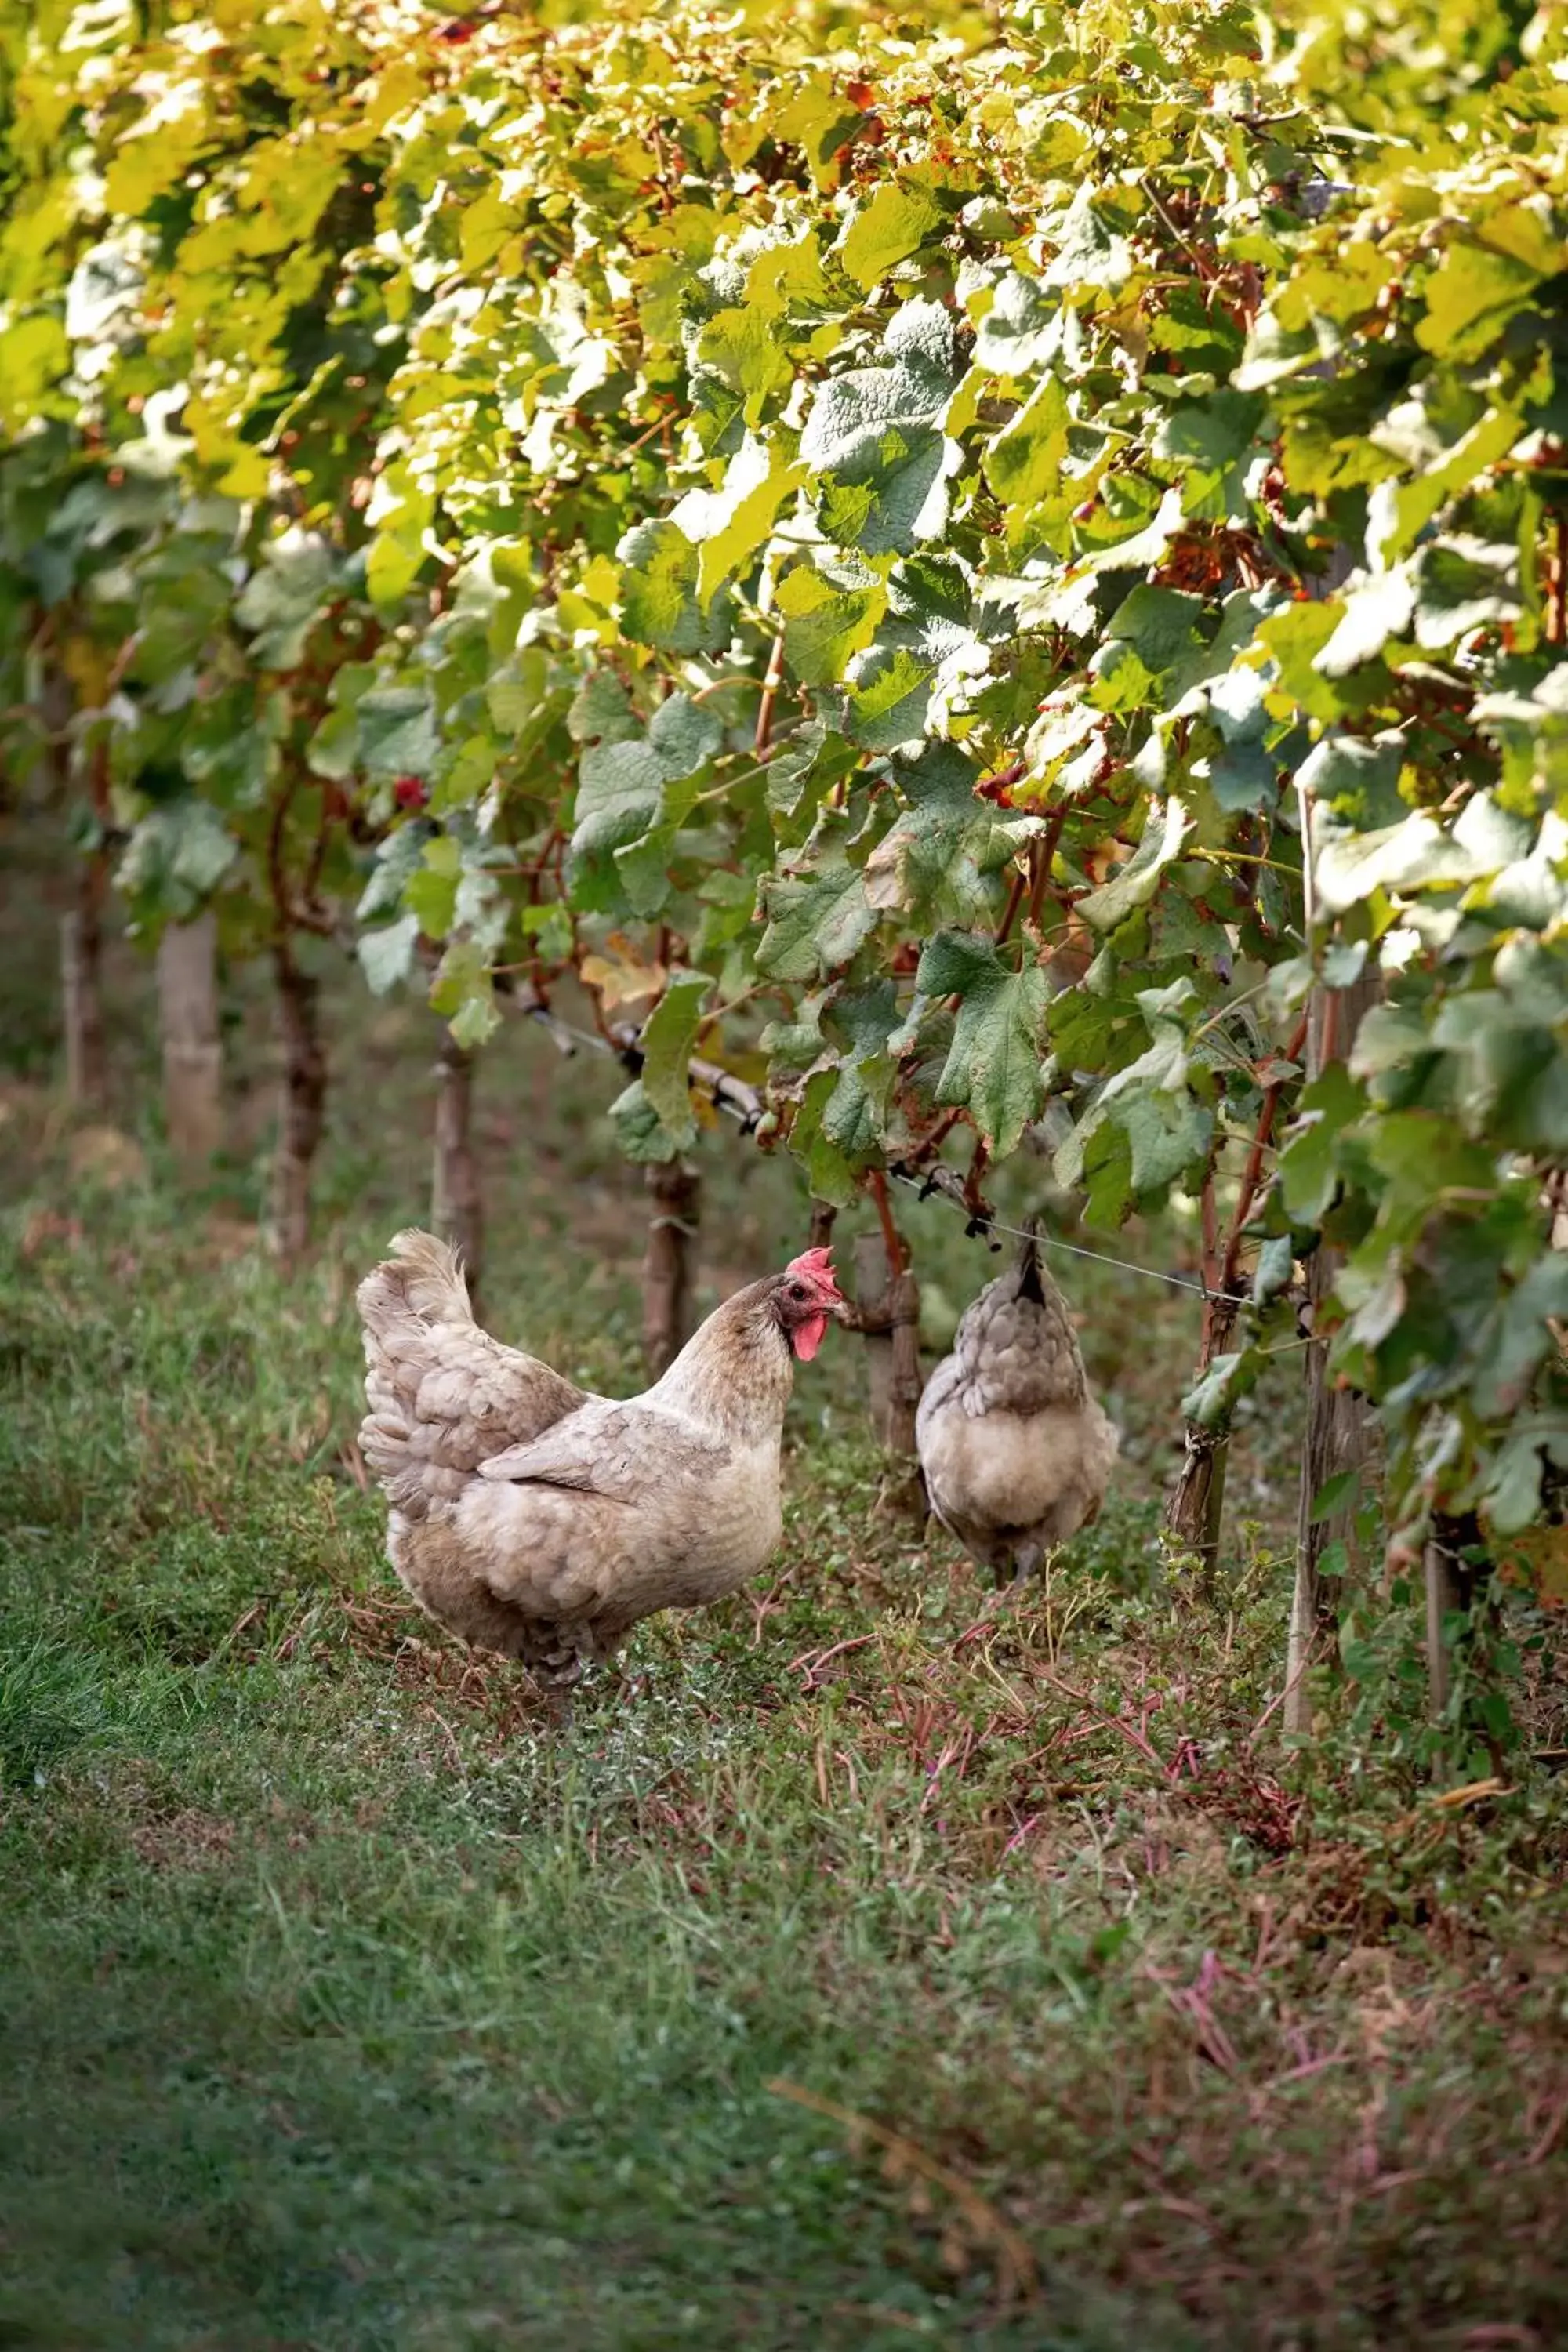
[4,0,1568,1619]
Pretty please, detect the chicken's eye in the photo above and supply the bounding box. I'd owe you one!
[787,1279,807,1301]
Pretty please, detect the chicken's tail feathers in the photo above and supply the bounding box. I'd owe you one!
[1015,1215,1047,1307]
[355,1232,476,1522]
[1007,1215,1087,1396]
[357,1228,475,1338]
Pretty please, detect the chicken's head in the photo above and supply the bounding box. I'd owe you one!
[773,1247,844,1362]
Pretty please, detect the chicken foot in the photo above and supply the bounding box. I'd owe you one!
[1007,1541,1044,1588]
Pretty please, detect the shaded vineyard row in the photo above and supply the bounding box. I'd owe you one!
[4,0,1568,1761]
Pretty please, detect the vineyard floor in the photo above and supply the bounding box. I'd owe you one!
[3,866,1568,2350]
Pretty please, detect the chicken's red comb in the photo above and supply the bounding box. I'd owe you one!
[786,1245,844,1299]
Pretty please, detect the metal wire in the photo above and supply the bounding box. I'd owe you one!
[885,1171,1218,1301]
[518,997,1220,1305]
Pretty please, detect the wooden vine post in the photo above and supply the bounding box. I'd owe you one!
[1283,789,1377,1734]
[262,760,339,1265]
[55,702,109,1112]
[60,894,107,1109]
[1164,1164,1242,1588]
[847,1174,924,1512]
[156,911,223,1168]
[267,942,327,1263]
[643,1157,701,1377]
[1165,1007,1308,1588]
[431,1028,484,1308]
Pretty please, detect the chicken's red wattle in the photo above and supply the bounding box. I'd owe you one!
[792,1313,828,1363]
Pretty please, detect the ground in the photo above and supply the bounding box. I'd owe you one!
[2,835,1567,2350]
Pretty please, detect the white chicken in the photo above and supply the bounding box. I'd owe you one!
[356,1230,844,1691]
[916,1221,1118,1584]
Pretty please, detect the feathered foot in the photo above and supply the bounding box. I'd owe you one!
[994,1541,1044,1591]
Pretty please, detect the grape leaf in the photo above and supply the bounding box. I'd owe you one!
[916,931,1049,1156]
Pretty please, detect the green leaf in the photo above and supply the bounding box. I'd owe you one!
[571,739,666,862]
[358,687,439,782]
[608,1077,680,1165]
[1258,601,1377,728]
[1313,566,1417,677]
[1294,733,1404,829]
[430,938,499,1047]
[568,671,641,747]
[1349,1002,1432,1082]
[448,993,502,1051]
[811,978,899,1169]
[1309,1468,1360,1524]
[1415,241,1545,361]
[639,970,710,1145]
[844,561,987,753]
[1233,309,1327,394]
[1278,1063,1364,1222]
[1181,1349,1254,1429]
[234,531,337,669]
[756,844,877,984]
[365,519,428,612]
[1252,1232,1297,1305]
[1101,584,1206,681]
[486,644,568,754]
[0,311,70,430]
[788,1065,861,1206]
[116,799,237,922]
[693,307,791,420]
[1412,536,1521,648]
[972,270,1058,376]
[798,300,960,557]
[916,931,1049,1156]
[865,740,1020,925]
[357,825,427,924]
[358,915,420,996]
[647,690,724,778]
[777,566,887,688]
[405,864,458,941]
[1067,1003,1214,1203]
[671,437,806,605]
[837,182,944,290]
[568,692,721,910]
[458,186,514,272]
[1472,1257,1568,1419]
[616,520,735,654]
[772,78,865,190]
[1043,183,1131,290]
[1313,811,1489,915]
[1115,1085,1212,1196]
[985,376,1069,509]
[1371,407,1523,565]
[764,724,861,826]
[1078,799,1190,931]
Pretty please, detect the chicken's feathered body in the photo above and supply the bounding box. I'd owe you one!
[916,1225,1118,1584]
[357,1232,840,1687]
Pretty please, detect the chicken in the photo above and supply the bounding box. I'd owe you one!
[355,1230,844,1690]
[916,1221,1118,1585]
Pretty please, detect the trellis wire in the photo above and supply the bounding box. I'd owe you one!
[514,993,1222,1305]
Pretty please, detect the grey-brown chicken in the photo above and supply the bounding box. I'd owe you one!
[916,1221,1118,1584]
[357,1231,843,1690]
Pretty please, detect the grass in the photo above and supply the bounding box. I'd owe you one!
[3,848,1568,2349]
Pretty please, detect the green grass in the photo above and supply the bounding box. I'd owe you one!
[3,861,1568,2349]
